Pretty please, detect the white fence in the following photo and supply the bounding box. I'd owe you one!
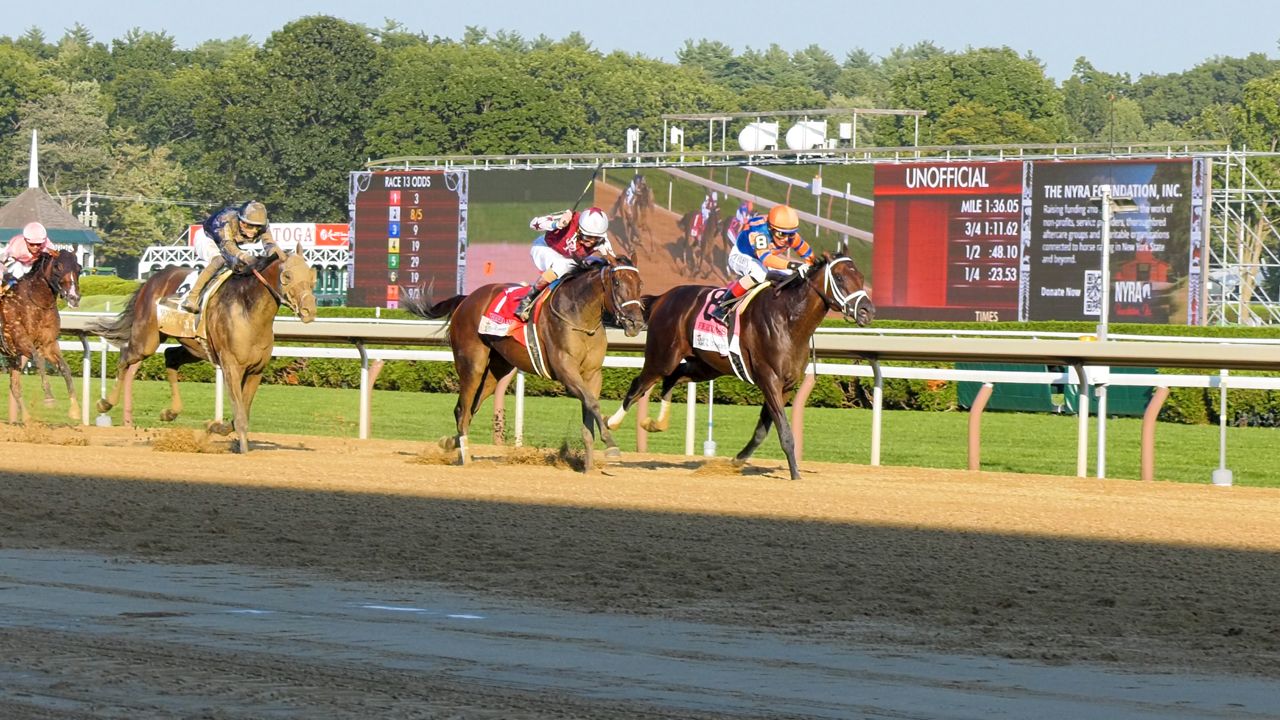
[53,314,1280,483]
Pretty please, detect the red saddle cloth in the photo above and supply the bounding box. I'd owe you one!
[479,286,540,347]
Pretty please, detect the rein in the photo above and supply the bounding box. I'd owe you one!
[251,266,287,307]
[819,257,870,319]
[545,263,641,335]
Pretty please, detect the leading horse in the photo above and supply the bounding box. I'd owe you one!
[607,249,874,480]
[0,251,82,423]
[403,256,646,472]
[89,252,317,452]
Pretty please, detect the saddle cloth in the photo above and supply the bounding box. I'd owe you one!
[478,284,554,378]
[155,268,233,339]
[692,283,770,383]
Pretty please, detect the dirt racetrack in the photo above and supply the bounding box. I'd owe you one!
[2,424,1279,716]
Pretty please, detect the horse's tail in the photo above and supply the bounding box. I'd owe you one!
[86,285,141,347]
[402,293,465,321]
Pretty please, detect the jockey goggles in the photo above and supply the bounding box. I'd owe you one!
[771,228,797,238]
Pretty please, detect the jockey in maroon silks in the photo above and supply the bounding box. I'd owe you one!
[515,206,615,321]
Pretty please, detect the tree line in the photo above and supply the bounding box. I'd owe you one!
[2,16,1279,272]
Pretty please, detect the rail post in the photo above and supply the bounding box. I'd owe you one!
[790,365,817,462]
[967,382,994,471]
[78,335,91,426]
[1140,386,1170,481]
[685,382,696,456]
[356,341,369,440]
[870,359,883,466]
[1074,363,1089,478]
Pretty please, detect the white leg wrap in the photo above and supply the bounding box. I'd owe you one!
[608,405,628,428]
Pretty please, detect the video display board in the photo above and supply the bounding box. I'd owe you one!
[873,162,1023,321]
[347,170,468,308]
[1020,158,1206,324]
[872,158,1208,324]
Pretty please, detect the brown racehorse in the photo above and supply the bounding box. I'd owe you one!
[0,251,82,423]
[607,248,874,480]
[676,203,724,278]
[609,175,654,255]
[403,255,646,472]
[89,252,317,452]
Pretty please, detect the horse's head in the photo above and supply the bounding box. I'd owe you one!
[599,255,646,337]
[811,249,874,327]
[276,252,317,323]
[33,250,82,308]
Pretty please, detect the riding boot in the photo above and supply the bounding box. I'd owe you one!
[708,294,731,322]
[181,260,222,313]
[514,285,543,322]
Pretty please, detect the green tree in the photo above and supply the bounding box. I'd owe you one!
[11,80,112,198]
[1061,58,1132,141]
[1133,53,1280,127]
[889,46,1064,145]
[256,16,386,219]
[98,140,190,271]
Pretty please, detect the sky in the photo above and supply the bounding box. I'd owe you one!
[7,0,1280,83]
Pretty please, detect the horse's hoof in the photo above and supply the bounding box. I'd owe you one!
[206,421,232,436]
[731,457,748,468]
[640,419,664,433]
[96,399,112,413]
[604,446,622,459]
[439,436,457,451]
[160,409,178,422]
[605,418,623,431]
[42,398,55,408]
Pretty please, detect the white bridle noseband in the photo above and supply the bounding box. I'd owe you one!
[605,264,644,314]
[822,257,869,318]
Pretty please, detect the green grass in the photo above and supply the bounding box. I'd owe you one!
[14,374,1277,487]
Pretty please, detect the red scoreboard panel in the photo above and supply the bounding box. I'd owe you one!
[872,162,1023,321]
[349,170,467,308]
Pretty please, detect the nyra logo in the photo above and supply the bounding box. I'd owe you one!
[1113,281,1152,304]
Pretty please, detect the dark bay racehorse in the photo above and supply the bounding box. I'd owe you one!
[403,256,646,472]
[0,251,82,423]
[89,252,317,452]
[607,249,874,480]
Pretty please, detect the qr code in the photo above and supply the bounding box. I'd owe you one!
[1083,270,1102,316]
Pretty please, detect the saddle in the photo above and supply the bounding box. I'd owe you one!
[156,267,234,339]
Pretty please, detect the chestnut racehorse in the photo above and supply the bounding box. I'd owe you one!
[403,256,646,472]
[0,250,81,423]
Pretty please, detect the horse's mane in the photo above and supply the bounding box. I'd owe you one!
[212,254,285,309]
[560,255,634,285]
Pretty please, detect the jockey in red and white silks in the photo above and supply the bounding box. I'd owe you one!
[516,206,615,321]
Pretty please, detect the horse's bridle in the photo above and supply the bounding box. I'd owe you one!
[250,258,309,316]
[601,263,643,321]
[818,257,870,321]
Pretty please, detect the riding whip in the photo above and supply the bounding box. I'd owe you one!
[570,160,606,213]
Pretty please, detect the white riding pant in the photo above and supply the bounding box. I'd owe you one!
[726,248,769,283]
[531,236,577,277]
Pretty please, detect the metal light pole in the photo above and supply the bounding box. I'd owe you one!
[1092,188,1138,478]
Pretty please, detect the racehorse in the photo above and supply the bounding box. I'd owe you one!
[676,203,724,278]
[402,255,646,472]
[0,251,82,423]
[609,175,654,255]
[606,247,873,480]
[89,252,317,453]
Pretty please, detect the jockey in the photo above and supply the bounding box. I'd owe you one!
[515,206,614,321]
[181,200,283,313]
[700,192,719,223]
[0,221,55,293]
[710,204,813,321]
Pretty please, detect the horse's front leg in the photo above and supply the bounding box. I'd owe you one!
[759,372,801,480]
[36,355,54,407]
[733,404,774,467]
[47,349,80,421]
[8,361,29,425]
[558,368,609,472]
